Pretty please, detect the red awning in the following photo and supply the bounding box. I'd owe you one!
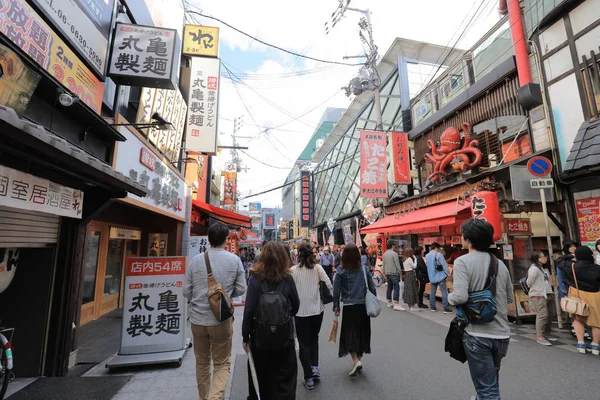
[360,201,471,234]
[241,229,258,238]
[192,200,252,228]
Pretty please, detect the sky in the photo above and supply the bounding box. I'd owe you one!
[186,0,504,209]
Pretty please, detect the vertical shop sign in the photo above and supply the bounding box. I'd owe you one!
[575,197,600,245]
[360,131,387,198]
[148,233,168,257]
[109,23,179,89]
[188,236,208,260]
[185,56,220,155]
[288,219,294,240]
[121,256,186,354]
[183,25,219,57]
[342,220,353,245]
[300,170,311,227]
[391,132,411,185]
[0,0,104,114]
[280,221,287,240]
[223,172,237,211]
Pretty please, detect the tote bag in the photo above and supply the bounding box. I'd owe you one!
[363,267,381,317]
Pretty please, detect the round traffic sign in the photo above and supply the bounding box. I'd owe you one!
[527,156,552,177]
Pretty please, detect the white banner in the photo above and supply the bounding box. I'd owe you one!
[188,236,209,260]
[0,165,83,218]
[185,57,220,155]
[120,256,187,355]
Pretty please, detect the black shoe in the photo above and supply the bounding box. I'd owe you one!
[418,304,428,309]
[443,308,453,314]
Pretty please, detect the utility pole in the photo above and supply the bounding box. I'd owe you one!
[229,116,252,213]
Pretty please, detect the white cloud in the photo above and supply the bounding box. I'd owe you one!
[188,0,502,209]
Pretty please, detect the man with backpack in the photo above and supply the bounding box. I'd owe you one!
[184,223,246,400]
[426,242,452,313]
[448,218,513,400]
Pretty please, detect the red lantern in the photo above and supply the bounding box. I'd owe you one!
[471,191,502,242]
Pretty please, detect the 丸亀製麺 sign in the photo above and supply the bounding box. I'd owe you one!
[360,130,388,198]
[0,165,83,219]
[109,23,179,90]
[185,56,220,155]
[120,256,187,355]
[183,25,219,57]
[391,132,410,185]
[0,0,104,114]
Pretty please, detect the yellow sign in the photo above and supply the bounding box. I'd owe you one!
[183,25,219,57]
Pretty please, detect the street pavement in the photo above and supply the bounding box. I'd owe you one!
[85,285,600,400]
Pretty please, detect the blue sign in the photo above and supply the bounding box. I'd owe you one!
[527,156,552,177]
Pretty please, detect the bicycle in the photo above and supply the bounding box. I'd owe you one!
[0,321,14,400]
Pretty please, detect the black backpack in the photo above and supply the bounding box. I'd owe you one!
[253,279,291,350]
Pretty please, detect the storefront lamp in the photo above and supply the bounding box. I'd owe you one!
[327,216,335,232]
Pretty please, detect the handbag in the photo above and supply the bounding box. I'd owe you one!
[560,262,590,317]
[318,266,334,305]
[456,254,498,325]
[328,316,339,344]
[445,318,467,363]
[434,253,444,272]
[362,267,381,317]
[205,252,235,322]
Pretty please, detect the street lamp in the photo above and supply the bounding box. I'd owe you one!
[327,216,335,232]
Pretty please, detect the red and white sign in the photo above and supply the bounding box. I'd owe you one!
[140,148,157,171]
[506,219,531,235]
[527,156,553,177]
[391,132,411,185]
[360,130,388,198]
[423,237,444,246]
[575,197,600,244]
[300,170,311,227]
[121,257,187,355]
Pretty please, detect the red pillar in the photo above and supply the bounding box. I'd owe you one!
[506,0,532,86]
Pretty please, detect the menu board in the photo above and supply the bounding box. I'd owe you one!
[575,197,600,246]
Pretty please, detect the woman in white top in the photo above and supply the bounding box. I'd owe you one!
[291,243,333,390]
[402,248,420,310]
[526,251,557,346]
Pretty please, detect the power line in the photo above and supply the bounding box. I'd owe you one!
[185,10,363,67]
[239,149,294,170]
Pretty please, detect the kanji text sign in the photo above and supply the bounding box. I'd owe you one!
[183,24,219,57]
[120,256,187,354]
[360,130,388,198]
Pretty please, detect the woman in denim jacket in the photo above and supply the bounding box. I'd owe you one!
[333,244,376,377]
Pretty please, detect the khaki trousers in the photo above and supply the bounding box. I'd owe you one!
[531,295,552,338]
[191,319,233,400]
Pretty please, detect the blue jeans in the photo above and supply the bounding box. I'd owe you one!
[463,334,510,400]
[386,275,400,302]
[429,279,449,310]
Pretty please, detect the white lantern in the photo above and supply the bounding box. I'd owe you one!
[0,249,19,294]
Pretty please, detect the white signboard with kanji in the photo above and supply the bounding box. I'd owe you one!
[120,256,187,355]
[185,56,220,155]
[188,236,209,260]
[0,165,83,218]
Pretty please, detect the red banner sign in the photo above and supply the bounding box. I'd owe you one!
[223,171,237,208]
[575,197,600,243]
[360,130,388,198]
[300,170,311,227]
[391,132,410,184]
[506,218,531,235]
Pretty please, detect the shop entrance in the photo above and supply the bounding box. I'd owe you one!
[80,222,140,325]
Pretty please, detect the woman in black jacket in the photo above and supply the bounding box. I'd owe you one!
[242,242,300,399]
[414,246,429,309]
[560,246,600,355]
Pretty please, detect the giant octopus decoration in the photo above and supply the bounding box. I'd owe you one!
[424,122,482,184]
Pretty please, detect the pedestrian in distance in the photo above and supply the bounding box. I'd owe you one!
[333,244,376,377]
[448,218,513,400]
[526,251,558,346]
[360,247,368,269]
[383,241,405,311]
[402,248,419,311]
[320,246,334,282]
[560,246,600,355]
[291,243,333,390]
[594,239,600,265]
[426,242,452,313]
[333,246,342,273]
[556,240,579,335]
[414,246,429,309]
[242,242,300,400]
[312,247,319,263]
[183,222,247,400]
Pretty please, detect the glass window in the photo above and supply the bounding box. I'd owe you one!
[412,92,433,126]
[82,231,101,304]
[439,65,465,106]
[104,239,125,296]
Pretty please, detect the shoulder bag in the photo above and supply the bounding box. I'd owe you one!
[362,267,381,317]
[560,262,590,317]
[455,254,498,325]
[445,318,467,363]
[205,252,235,322]
[318,266,333,305]
[434,253,444,272]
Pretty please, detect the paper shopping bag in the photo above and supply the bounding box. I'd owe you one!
[329,316,339,344]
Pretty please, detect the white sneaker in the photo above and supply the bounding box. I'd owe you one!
[537,338,552,346]
[349,361,362,377]
[393,304,406,311]
[387,303,394,308]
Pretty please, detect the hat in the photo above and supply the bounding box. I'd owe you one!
[575,246,593,262]
[563,240,579,252]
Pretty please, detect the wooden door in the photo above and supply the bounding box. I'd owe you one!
[80,223,108,325]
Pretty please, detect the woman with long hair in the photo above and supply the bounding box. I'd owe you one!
[291,243,333,390]
[402,248,419,311]
[333,244,376,377]
[526,251,557,346]
[242,242,300,400]
[414,246,429,309]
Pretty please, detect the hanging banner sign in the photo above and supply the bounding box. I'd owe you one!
[188,236,209,260]
[575,197,600,244]
[0,0,104,114]
[360,130,388,198]
[280,221,287,240]
[300,170,311,227]
[223,171,237,209]
[120,256,187,355]
[183,24,219,57]
[0,165,83,218]
[391,132,411,185]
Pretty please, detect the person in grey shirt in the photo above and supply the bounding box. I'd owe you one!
[449,218,514,400]
[184,222,246,400]
[383,241,405,311]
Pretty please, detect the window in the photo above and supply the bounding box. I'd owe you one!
[412,92,433,126]
[438,65,465,106]
[582,53,600,118]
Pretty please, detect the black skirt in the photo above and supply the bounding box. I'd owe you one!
[339,304,371,358]
[403,270,419,306]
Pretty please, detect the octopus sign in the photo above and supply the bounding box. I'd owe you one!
[424,122,482,184]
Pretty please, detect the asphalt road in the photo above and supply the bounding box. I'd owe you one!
[229,303,600,400]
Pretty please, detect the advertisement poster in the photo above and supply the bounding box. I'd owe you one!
[280,221,287,240]
[342,221,353,245]
[503,245,514,260]
[223,171,237,209]
[360,130,388,198]
[575,197,600,245]
[0,0,104,114]
[391,132,411,185]
[0,45,41,116]
[148,233,168,257]
[188,236,208,260]
[121,256,187,354]
[183,25,219,57]
[513,287,536,317]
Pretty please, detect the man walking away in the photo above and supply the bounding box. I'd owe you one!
[383,241,405,311]
[184,222,247,400]
[449,218,513,400]
[426,242,451,313]
[320,247,334,282]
